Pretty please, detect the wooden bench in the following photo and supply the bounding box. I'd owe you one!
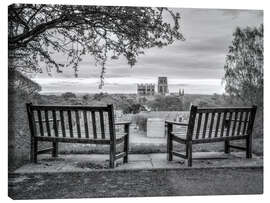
[166,105,257,167]
[26,103,130,168]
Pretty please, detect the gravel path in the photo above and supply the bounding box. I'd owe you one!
[9,167,263,199]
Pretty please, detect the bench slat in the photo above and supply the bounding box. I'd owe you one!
[220,112,227,137]
[39,129,124,138]
[197,107,254,113]
[237,111,244,135]
[202,112,209,139]
[99,110,105,139]
[35,132,126,141]
[231,111,238,136]
[59,110,66,138]
[31,105,110,111]
[91,111,97,139]
[214,112,221,138]
[226,112,233,137]
[208,112,215,138]
[44,110,51,137]
[195,113,202,139]
[83,110,89,138]
[75,110,81,138]
[52,110,58,137]
[37,109,44,137]
[173,128,236,138]
[67,110,73,138]
[242,111,250,136]
[36,136,111,144]
[192,135,247,144]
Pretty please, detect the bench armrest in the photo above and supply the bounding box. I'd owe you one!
[165,120,188,126]
[115,121,131,126]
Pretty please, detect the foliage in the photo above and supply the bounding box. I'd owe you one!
[93,92,108,101]
[147,95,184,111]
[8,4,184,86]
[61,92,77,99]
[223,25,263,108]
[82,94,91,101]
[190,94,231,108]
[8,69,41,94]
[123,103,145,114]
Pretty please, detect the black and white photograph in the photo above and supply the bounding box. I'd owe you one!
[6,0,264,200]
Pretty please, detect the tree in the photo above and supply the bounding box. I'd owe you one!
[8,4,184,87]
[82,94,91,101]
[223,25,263,107]
[147,96,184,111]
[123,103,145,114]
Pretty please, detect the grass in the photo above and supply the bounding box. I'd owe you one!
[56,136,263,157]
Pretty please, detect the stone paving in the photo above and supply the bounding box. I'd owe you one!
[13,152,263,174]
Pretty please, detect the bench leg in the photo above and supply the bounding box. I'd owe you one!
[123,135,129,163]
[109,156,115,168]
[30,137,38,163]
[246,136,252,158]
[110,144,116,168]
[224,140,230,154]
[167,137,173,161]
[167,130,173,161]
[187,141,192,167]
[52,142,58,158]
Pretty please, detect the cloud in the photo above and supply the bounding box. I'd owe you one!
[33,7,263,94]
[222,9,263,19]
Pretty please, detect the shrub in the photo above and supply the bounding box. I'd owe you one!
[123,103,145,114]
[82,94,91,101]
[61,92,76,99]
[147,95,184,111]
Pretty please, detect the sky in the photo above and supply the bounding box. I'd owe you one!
[32,7,263,95]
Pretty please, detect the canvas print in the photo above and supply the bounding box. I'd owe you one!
[8,3,263,199]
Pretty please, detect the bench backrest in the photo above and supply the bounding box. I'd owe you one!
[26,103,116,141]
[187,105,257,141]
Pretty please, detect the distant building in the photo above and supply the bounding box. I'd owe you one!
[179,88,184,96]
[137,83,155,96]
[158,77,169,95]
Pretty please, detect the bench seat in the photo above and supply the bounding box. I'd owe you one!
[26,103,131,168]
[166,105,257,167]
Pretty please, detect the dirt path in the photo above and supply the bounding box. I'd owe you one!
[9,167,263,199]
